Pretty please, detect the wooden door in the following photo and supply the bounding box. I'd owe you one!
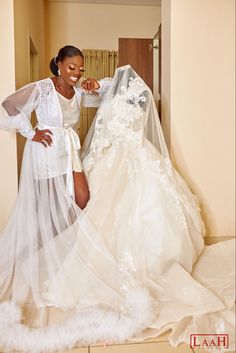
[153,24,161,117]
[118,38,153,91]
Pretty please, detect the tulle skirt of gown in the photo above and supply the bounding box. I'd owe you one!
[0,137,234,353]
[42,138,235,351]
[0,65,234,353]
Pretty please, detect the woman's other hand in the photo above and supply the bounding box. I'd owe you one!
[81,78,100,91]
[32,128,53,147]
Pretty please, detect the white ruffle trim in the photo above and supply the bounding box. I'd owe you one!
[0,288,156,353]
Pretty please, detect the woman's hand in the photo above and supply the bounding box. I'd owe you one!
[81,78,100,91]
[32,128,53,147]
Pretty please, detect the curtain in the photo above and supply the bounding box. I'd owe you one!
[79,50,118,144]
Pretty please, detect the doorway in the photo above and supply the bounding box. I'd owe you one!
[118,29,161,118]
[16,36,38,178]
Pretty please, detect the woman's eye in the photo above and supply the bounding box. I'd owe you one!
[69,66,75,70]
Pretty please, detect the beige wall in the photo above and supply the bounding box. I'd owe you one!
[0,0,46,230]
[14,0,46,87]
[46,2,161,73]
[162,0,235,237]
[0,0,18,231]
[161,0,171,149]
[14,0,46,174]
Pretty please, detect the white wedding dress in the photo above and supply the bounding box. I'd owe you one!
[0,65,234,353]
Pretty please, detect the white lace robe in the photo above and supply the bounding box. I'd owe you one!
[0,77,111,194]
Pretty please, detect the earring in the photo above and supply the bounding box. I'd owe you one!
[58,68,61,76]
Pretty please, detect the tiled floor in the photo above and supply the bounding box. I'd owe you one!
[89,341,193,353]
[185,348,234,353]
[59,336,236,353]
[60,342,194,353]
[3,335,235,353]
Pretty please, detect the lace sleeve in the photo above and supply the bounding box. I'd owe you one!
[81,91,102,108]
[0,82,40,139]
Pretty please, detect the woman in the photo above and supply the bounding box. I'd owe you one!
[0,49,155,352]
[0,65,234,353]
[1,45,110,208]
[0,45,123,305]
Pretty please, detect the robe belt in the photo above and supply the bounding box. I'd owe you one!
[36,124,81,199]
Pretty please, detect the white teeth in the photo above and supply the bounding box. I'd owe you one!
[70,77,78,82]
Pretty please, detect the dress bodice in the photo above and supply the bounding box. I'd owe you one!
[57,92,80,127]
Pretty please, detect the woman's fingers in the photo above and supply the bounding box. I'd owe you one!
[42,133,53,145]
[40,140,47,148]
[81,79,89,89]
[90,80,100,90]
[82,80,90,90]
[40,136,51,147]
[81,78,99,91]
[32,128,53,147]
[89,80,95,90]
[42,129,53,135]
[87,81,92,90]
[41,129,53,145]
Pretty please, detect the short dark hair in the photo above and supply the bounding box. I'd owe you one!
[49,45,83,76]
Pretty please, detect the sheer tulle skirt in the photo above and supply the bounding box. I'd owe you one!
[0,64,235,352]
[0,139,158,353]
[0,138,235,353]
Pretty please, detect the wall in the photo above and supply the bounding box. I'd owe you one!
[14,0,46,87]
[0,0,46,230]
[162,0,235,238]
[0,0,18,231]
[161,0,171,149]
[14,0,46,173]
[46,2,161,72]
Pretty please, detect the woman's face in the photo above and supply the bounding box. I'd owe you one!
[58,55,85,86]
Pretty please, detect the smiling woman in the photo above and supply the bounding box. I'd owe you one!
[50,46,86,94]
[1,45,108,209]
[0,43,113,307]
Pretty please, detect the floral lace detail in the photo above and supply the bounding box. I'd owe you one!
[37,79,54,103]
[118,249,138,294]
[84,77,147,171]
[84,73,203,233]
[35,79,60,127]
[145,156,203,232]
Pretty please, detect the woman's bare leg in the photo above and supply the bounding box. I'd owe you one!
[73,171,90,209]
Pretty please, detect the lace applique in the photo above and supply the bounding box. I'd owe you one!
[143,155,203,231]
[35,79,60,127]
[91,114,110,157]
[84,77,147,172]
[37,79,54,103]
[118,249,138,294]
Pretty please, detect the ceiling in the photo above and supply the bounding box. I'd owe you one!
[48,0,161,6]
